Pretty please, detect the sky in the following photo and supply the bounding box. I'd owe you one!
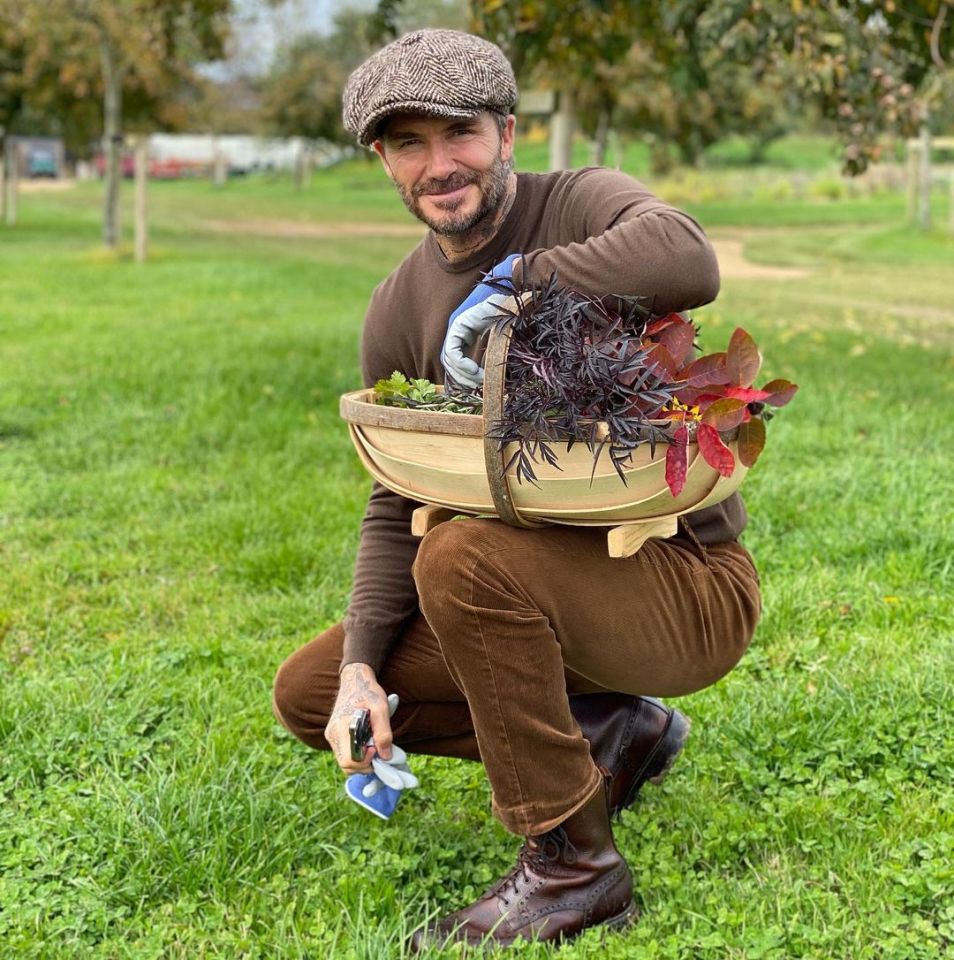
[224,0,373,76]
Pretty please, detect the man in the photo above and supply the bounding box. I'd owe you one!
[273,28,761,950]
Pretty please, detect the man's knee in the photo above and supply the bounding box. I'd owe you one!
[413,519,536,649]
[413,519,465,585]
[272,658,311,734]
[413,519,505,595]
[272,630,342,750]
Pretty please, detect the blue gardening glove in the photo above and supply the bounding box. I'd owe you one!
[440,293,513,390]
[345,744,419,820]
[345,694,418,820]
[441,254,520,391]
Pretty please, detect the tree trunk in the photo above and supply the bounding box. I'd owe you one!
[133,136,148,263]
[4,137,18,226]
[608,129,623,170]
[549,89,574,172]
[101,38,124,248]
[747,137,770,165]
[301,142,313,190]
[591,108,610,167]
[905,139,919,223]
[676,132,704,168]
[212,135,227,186]
[293,141,305,190]
[0,136,6,224]
[649,137,674,176]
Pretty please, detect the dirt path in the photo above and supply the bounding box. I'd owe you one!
[710,236,809,280]
[200,217,426,239]
[18,179,77,193]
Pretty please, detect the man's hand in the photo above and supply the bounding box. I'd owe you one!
[441,253,520,392]
[326,662,393,774]
[441,292,514,390]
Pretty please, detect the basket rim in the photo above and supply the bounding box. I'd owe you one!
[340,388,720,442]
[340,388,485,436]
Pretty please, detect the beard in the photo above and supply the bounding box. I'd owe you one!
[397,154,513,237]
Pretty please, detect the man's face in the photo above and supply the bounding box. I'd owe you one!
[373,111,516,236]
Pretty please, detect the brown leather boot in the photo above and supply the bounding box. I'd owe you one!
[570,694,691,819]
[409,784,636,952]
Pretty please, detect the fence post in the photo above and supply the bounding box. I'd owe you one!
[917,124,932,230]
[905,140,919,224]
[133,136,148,263]
[212,134,227,186]
[301,142,312,190]
[549,89,575,172]
[949,174,954,236]
[293,139,305,190]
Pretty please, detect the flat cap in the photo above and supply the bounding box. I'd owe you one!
[343,29,518,146]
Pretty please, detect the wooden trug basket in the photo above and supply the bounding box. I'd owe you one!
[340,321,748,558]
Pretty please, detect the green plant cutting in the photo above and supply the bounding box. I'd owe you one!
[372,371,482,414]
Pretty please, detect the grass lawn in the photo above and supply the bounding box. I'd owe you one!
[1,162,952,959]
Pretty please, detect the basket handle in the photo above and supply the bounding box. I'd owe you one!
[482,306,548,529]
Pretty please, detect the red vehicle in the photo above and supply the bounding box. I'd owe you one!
[92,153,205,179]
[93,153,135,177]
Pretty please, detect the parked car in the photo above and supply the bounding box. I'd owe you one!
[26,148,57,178]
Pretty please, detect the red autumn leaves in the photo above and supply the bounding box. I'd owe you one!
[641,315,798,497]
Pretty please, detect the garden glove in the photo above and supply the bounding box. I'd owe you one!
[371,744,419,791]
[441,253,520,391]
[344,694,419,820]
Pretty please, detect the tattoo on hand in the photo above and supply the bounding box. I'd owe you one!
[328,665,381,764]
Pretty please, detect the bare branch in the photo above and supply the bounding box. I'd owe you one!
[930,2,948,70]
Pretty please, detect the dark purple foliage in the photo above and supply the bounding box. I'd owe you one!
[479,273,684,485]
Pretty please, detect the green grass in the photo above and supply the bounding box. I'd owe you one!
[1,167,952,958]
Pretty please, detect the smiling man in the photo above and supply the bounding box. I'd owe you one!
[379,112,515,241]
[272,29,761,951]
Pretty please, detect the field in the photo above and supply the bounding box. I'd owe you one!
[1,138,952,958]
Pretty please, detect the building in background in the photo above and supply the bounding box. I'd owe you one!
[8,137,66,178]
[91,134,350,179]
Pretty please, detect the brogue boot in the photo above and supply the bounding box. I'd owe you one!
[409,785,636,951]
[570,694,691,818]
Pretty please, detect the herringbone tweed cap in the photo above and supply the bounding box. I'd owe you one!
[343,29,518,146]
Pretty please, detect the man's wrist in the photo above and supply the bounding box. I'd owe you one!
[340,660,376,678]
[483,253,519,292]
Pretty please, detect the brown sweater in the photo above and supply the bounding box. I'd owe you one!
[343,167,748,671]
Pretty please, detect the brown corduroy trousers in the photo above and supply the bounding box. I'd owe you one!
[273,518,761,836]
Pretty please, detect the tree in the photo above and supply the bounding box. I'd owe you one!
[605,20,797,173]
[262,34,349,143]
[370,0,467,40]
[2,1,101,221]
[6,1,232,246]
[2,1,197,162]
[261,0,468,146]
[0,5,24,221]
[0,4,27,136]
[469,0,639,169]
[261,5,382,149]
[470,1,951,175]
[178,73,263,137]
[467,1,795,172]
[702,0,953,174]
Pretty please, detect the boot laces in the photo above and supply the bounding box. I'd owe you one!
[495,826,580,906]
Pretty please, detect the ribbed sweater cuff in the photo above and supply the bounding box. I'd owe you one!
[339,621,393,675]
